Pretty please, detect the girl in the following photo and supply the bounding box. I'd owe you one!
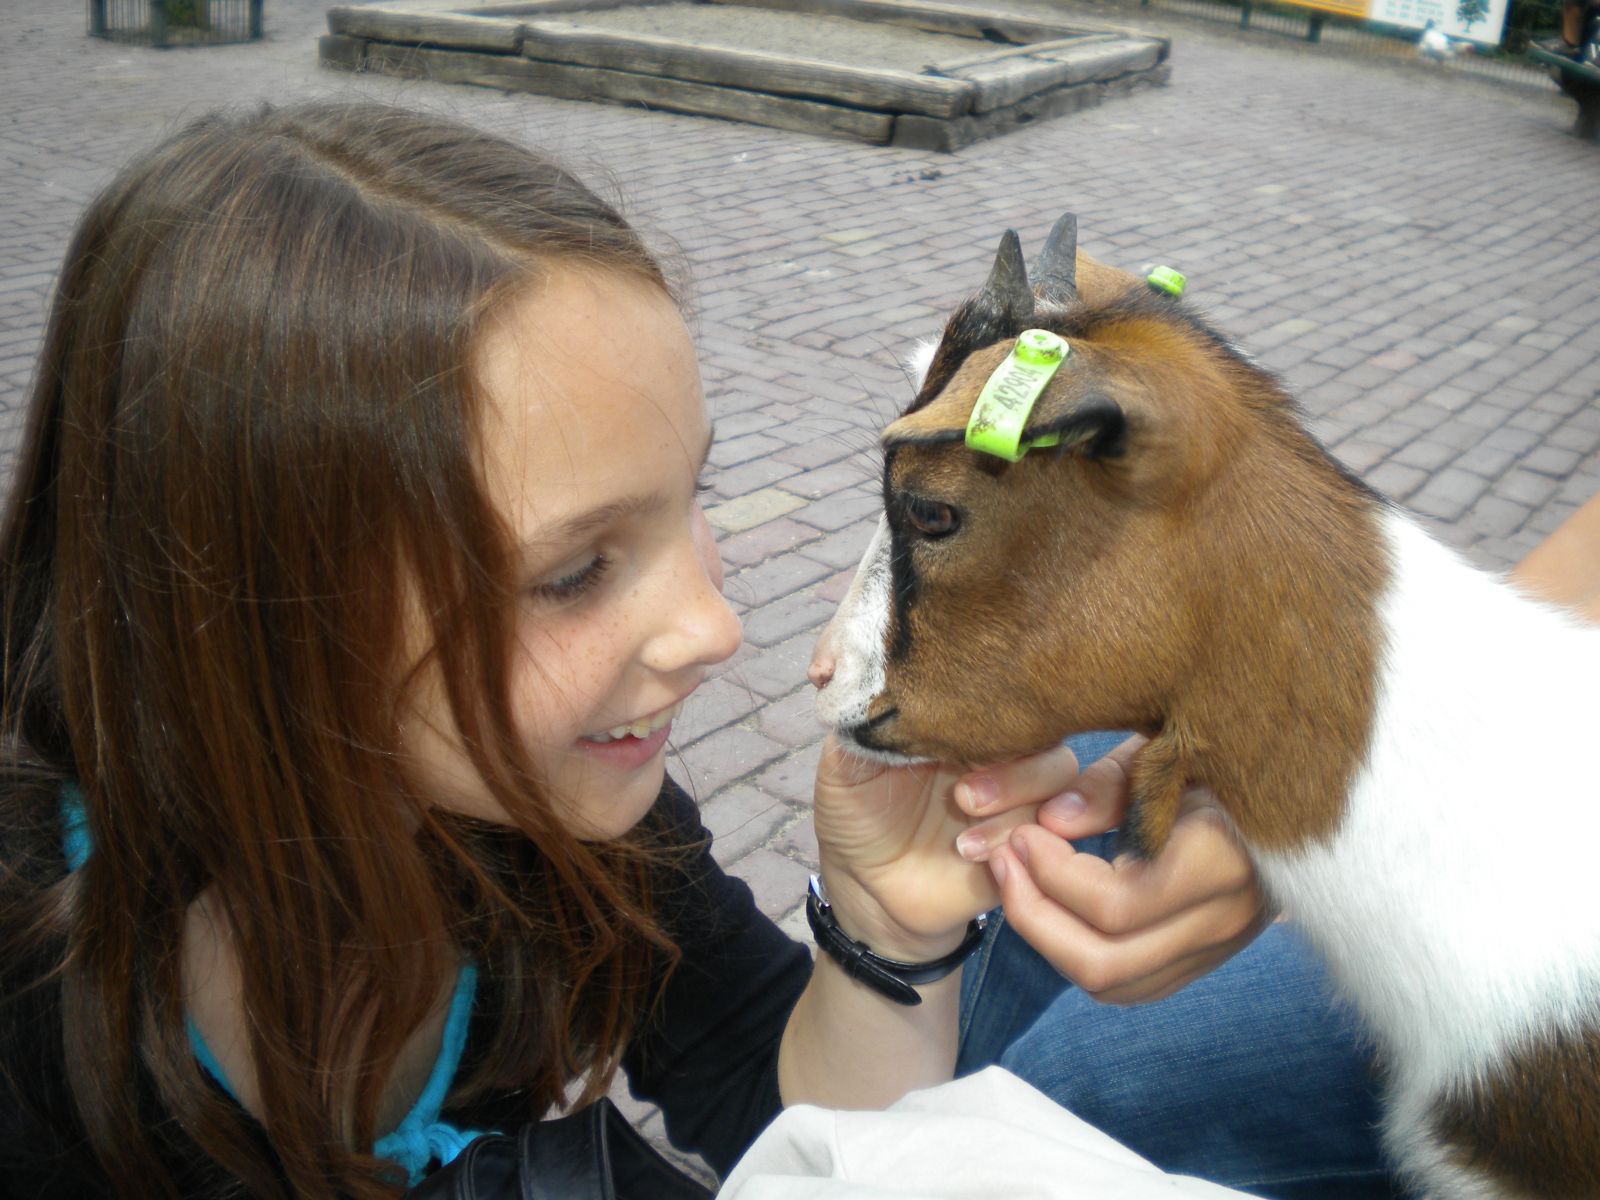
[0,100,1076,1199]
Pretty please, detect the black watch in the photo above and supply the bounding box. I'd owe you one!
[805,874,988,1007]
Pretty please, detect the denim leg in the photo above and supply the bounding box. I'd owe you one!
[956,732,1405,1200]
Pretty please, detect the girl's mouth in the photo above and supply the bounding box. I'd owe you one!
[582,699,683,743]
[575,700,683,769]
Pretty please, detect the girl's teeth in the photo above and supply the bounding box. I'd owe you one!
[588,701,680,743]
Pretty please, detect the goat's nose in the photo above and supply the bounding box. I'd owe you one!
[808,629,838,690]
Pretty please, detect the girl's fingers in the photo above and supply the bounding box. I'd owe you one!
[952,742,1081,817]
[1010,807,1258,937]
[1034,734,1147,839]
[991,839,1265,1001]
[953,803,1040,863]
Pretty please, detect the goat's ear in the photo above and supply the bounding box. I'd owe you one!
[1023,392,1128,460]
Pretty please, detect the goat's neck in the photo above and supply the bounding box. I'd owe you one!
[1129,445,1389,856]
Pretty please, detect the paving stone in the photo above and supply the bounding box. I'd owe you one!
[751,742,824,808]
[776,461,875,501]
[702,785,797,865]
[727,847,813,919]
[754,685,826,748]
[740,588,835,648]
[1365,460,1428,500]
[715,515,823,569]
[673,675,764,746]
[703,487,808,534]
[725,551,835,609]
[670,724,788,800]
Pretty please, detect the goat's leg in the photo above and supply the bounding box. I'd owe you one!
[1122,728,1192,858]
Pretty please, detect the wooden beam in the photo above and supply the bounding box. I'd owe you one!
[358,42,896,143]
[1035,38,1164,84]
[318,32,369,71]
[703,0,1093,43]
[520,20,975,116]
[942,36,1160,112]
[326,5,524,52]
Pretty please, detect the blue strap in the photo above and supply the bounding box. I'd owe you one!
[59,784,496,1183]
[372,964,495,1184]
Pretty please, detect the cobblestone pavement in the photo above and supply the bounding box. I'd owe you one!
[4,0,1599,1161]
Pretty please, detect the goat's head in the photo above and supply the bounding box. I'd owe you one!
[813,216,1346,768]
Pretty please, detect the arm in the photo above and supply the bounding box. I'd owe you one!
[1509,491,1600,623]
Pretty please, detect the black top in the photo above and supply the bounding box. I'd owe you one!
[0,777,813,1196]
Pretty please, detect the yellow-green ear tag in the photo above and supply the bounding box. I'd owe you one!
[964,329,1070,463]
[1146,265,1186,297]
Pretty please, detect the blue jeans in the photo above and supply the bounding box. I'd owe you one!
[956,733,1406,1200]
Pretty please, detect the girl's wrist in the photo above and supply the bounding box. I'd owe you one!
[813,865,971,963]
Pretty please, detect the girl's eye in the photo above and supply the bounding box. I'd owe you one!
[532,555,610,602]
[903,496,960,539]
[695,475,713,498]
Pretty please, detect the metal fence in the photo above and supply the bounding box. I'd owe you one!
[87,0,264,47]
[1117,0,1565,89]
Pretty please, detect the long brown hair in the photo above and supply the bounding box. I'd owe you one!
[0,101,683,1198]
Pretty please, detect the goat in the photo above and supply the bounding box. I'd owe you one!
[811,215,1600,1200]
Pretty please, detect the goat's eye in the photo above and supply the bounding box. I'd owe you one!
[903,496,960,539]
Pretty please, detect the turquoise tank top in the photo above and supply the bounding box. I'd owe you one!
[60,786,494,1184]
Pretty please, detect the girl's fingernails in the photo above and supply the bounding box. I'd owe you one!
[956,831,989,862]
[1041,791,1087,823]
[959,777,998,812]
[1010,833,1030,867]
[990,853,1008,885]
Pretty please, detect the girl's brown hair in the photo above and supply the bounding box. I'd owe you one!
[0,101,682,1198]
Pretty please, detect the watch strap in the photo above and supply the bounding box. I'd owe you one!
[805,875,987,1007]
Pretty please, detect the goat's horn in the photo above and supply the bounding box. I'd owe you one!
[1032,213,1078,306]
[975,229,1035,328]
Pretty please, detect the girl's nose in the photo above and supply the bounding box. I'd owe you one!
[643,521,742,674]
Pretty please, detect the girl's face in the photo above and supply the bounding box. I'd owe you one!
[401,268,743,839]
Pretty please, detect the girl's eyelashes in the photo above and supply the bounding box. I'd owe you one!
[532,554,610,603]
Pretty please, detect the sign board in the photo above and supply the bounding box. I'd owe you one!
[1281,0,1508,44]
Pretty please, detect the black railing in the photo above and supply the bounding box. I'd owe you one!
[87,0,263,47]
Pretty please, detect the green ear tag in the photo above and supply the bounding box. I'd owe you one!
[964,329,1070,463]
[1146,265,1186,297]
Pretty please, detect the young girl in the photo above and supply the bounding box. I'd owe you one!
[0,100,1079,1199]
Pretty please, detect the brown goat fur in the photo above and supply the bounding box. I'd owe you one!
[870,277,1388,856]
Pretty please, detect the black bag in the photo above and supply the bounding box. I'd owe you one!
[405,1097,715,1200]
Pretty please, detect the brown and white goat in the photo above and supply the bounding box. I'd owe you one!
[812,216,1600,1199]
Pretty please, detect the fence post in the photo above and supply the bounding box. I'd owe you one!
[88,0,107,36]
[1307,12,1325,40]
[1240,0,1252,28]
[149,0,168,46]
[249,0,263,38]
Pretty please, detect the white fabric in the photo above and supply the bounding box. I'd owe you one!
[718,1067,1254,1200]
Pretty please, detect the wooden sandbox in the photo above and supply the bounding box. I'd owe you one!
[318,0,1171,150]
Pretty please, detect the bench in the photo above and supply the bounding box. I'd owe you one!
[1527,45,1600,140]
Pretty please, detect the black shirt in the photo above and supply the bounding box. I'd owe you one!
[0,777,813,1195]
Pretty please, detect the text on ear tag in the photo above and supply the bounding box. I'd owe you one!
[964,329,1070,462]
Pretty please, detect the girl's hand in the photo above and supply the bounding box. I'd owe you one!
[810,737,1082,962]
[960,735,1272,1005]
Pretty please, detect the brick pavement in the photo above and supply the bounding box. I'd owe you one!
[3,0,1599,1166]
